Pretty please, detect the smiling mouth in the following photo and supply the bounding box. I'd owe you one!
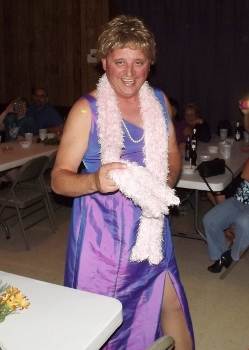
[121,78,135,86]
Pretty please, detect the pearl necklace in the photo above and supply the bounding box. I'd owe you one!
[121,120,144,143]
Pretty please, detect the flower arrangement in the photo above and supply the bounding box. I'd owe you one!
[0,281,30,322]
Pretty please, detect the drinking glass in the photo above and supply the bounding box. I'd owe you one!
[9,126,19,140]
[219,128,228,141]
[25,133,33,142]
[39,129,47,141]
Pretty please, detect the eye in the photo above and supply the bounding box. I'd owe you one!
[135,60,145,66]
[115,59,125,66]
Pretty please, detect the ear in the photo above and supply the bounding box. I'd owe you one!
[101,58,107,71]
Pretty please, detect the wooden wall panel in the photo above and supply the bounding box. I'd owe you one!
[0,0,109,106]
[80,0,109,92]
[0,1,5,99]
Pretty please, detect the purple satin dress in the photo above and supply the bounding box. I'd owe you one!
[64,93,195,349]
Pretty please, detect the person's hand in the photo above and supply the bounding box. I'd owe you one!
[94,162,127,193]
[5,102,14,114]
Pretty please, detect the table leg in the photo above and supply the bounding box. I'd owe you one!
[172,189,206,241]
[194,190,206,240]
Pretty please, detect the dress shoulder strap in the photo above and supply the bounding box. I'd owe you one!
[153,88,170,125]
[83,94,97,117]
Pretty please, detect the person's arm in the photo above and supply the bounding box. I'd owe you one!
[243,114,249,133]
[163,96,182,187]
[51,97,126,197]
[241,158,249,181]
[0,103,14,128]
[167,121,182,187]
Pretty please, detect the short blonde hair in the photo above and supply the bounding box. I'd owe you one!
[97,15,156,63]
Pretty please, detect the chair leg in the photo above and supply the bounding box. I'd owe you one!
[40,178,56,229]
[15,206,30,250]
[0,222,11,239]
[43,198,56,232]
[0,205,11,240]
[45,192,56,228]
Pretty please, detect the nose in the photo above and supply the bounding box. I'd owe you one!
[125,63,135,77]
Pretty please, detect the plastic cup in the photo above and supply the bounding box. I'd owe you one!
[219,142,231,159]
[243,130,249,143]
[25,132,33,142]
[39,129,47,141]
[220,128,228,141]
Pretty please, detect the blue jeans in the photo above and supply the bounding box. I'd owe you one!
[203,198,249,261]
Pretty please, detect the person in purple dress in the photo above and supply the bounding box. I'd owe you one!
[52,15,194,350]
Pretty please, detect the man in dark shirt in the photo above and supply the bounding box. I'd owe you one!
[28,87,63,134]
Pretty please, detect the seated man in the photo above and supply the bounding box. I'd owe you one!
[203,158,249,273]
[1,97,35,140]
[28,87,63,134]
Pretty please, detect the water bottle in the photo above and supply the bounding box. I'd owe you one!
[185,136,191,161]
[191,128,197,149]
[234,121,241,141]
[190,143,197,166]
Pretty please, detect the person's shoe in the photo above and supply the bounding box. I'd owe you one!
[208,250,233,273]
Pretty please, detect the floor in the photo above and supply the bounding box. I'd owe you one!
[0,194,248,350]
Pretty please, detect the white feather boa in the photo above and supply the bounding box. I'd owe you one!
[96,74,179,264]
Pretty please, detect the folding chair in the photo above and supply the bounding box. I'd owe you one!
[40,152,57,227]
[146,336,175,350]
[0,156,54,249]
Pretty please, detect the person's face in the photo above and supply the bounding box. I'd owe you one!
[101,46,150,99]
[33,89,47,107]
[14,101,27,118]
[239,98,249,115]
[184,107,198,126]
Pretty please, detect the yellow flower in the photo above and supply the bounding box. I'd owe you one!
[0,285,30,313]
[5,297,18,311]
[13,292,30,309]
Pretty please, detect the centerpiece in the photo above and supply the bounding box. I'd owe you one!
[0,281,30,322]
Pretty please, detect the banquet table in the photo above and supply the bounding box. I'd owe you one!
[175,139,249,239]
[0,271,123,350]
[0,141,57,173]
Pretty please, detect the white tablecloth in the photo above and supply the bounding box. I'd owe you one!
[0,142,57,172]
[177,139,248,191]
[0,271,122,350]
